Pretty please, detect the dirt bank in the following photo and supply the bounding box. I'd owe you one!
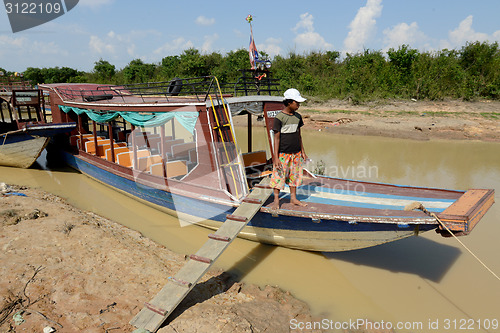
[236,99,500,142]
[0,185,322,333]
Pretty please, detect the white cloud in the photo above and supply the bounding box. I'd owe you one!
[440,15,500,49]
[383,22,428,51]
[449,15,489,47]
[0,35,70,70]
[154,37,194,55]
[201,34,219,52]
[89,35,115,54]
[0,35,27,50]
[292,13,332,52]
[88,30,148,58]
[196,16,215,26]
[258,37,282,57]
[343,0,383,53]
[33,40,68,56]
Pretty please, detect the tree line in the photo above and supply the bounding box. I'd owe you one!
[1,41,498,101]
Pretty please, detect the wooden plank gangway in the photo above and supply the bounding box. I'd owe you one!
[130,177,273,332]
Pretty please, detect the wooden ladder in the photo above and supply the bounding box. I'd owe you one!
[130,177,273,332]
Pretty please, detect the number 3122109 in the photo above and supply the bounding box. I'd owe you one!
[5,2,62,14]
[443,319,498,330]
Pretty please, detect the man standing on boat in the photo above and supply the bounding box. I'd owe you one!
[270,88,308,210]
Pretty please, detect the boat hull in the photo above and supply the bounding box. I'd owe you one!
[62,151,437,252]
[0,134,49,168]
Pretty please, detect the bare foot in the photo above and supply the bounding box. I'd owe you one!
[291,199,308,207]
[270,200,280,211]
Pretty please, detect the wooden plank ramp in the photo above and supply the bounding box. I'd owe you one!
[130,177,273,332]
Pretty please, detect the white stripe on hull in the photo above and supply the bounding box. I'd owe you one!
[285,187,453,210]
[181,215,420,252]
[0,136,48,168]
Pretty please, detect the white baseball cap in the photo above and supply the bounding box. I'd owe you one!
[283,88,306,102]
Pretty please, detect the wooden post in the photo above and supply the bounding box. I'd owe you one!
[108,122,115,162]
[92,121,98,157]
[131,125,137,169]
[41,92,47,123]
[0,102,5,122]
[7,103,13,123]
[247,112,252,153]
[160,124,166,178]
[171,118,175,140]
[78,114,83,151]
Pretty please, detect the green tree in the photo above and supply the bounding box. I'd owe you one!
[160,55,181,79]
[93,59,116,83]
[459,41,500,98]
[23,67,44,84]
[178,48,207,77]
[123,59,156,83]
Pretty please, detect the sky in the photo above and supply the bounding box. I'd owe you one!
[1,0,499,72]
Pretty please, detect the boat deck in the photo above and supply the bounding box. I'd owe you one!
[261,175,464,224]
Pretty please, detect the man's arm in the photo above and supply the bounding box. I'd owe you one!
[299,128,308,161]
[273,131,281,169]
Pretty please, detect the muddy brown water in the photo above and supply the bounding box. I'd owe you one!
[1,128,499,332]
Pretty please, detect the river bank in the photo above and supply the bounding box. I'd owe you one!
[0,184,323,333]
[235,98,500,142]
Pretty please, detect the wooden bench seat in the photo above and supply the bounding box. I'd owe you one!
[70,134,93,146]
[137,155,164,172]
[150,160,188,178]
[106,146,130,162]
[163,139,184,153]
[171,142,196,159]
[85,139,111,154]
[97,142,127,157]
[75,135,105,149]
[116,149,151,168]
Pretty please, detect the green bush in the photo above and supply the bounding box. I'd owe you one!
[13,42,499,101]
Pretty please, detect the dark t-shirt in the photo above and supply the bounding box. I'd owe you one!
[272,111,304,154]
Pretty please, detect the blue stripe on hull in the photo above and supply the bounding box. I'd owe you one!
[64,153,437,236]
[2,133,38,145]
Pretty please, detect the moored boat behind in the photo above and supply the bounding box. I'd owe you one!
[0,80,75,168]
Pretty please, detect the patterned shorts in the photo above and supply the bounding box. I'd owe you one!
[270,152,303,190]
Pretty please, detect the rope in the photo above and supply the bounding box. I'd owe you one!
[408,202,500,282]
[1,127,26,145]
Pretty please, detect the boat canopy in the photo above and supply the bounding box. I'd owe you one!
[58,105,199,134]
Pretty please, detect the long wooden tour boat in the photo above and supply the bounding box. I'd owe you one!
[40,74,495,252]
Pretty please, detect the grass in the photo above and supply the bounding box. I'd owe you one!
[480,112,500,119]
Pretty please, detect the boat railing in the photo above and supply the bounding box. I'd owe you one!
[54,76,225,104]
[230,69,281,97]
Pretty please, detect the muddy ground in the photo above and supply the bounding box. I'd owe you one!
[235,98,500,142]
[0,185,325,333]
